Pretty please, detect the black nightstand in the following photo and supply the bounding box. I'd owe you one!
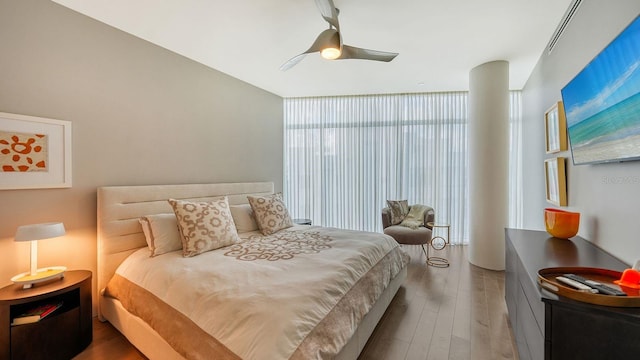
[0,270,92,360]
[293,218,312,225]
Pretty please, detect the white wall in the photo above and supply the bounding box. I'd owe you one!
[522,1,640,265]
[0,0,283,302]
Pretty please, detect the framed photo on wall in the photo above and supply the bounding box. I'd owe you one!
[0,112,72,190]
[545,157,567,206]
[545,101,568,153]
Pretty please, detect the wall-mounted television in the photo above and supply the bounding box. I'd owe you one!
[561,15,640,165]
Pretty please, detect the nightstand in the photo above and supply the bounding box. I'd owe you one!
[0,270,92,360]
[293,218,312,225]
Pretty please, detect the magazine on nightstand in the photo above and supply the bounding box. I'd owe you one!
[11,301,63,326]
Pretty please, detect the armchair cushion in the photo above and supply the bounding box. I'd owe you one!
[384,225,432,245]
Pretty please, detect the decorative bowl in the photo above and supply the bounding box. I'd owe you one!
[544,208,580,239]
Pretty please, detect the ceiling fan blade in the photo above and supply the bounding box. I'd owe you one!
[280,53,309,71]
[314,0,340,31]
[280,29,341,71]
[338,45,398,62]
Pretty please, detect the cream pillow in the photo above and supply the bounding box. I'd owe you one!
[168,197,240,257]
[230,204,259,233]
[139,213,182,257]
[247,193,293,235]
[387,199,409,225]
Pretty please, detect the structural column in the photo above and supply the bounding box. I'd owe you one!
[468,60,509,270]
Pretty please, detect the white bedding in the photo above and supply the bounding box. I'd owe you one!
[106,225,407,360]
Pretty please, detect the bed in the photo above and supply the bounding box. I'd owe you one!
[97,182,408,360]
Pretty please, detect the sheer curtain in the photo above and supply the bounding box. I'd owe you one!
[284,91,522,245]
[509,91,523,229]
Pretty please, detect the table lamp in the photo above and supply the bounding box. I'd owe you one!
[11,222,67,289]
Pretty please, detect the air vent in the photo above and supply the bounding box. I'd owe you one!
[547,0,583,53]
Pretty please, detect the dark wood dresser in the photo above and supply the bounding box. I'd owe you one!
[505,228,640,360]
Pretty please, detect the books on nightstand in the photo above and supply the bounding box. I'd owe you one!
[11,301,63,326]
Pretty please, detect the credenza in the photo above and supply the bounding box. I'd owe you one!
[505,228,640,360]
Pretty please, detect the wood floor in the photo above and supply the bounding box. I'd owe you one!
[74,245,518,360]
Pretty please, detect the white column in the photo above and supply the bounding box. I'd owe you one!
[468,60,509,270]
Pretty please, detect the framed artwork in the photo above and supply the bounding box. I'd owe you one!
[545,101,568,153]
[0,112,72,190]
[545,157,567,206]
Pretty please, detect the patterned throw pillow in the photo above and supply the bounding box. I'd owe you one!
[168,197,240,257]
[387,199,410,225]
[247,193,294,235]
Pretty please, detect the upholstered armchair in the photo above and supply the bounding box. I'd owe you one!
[381,205,435,256]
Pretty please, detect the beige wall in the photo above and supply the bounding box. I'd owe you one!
[521,0,640,265]
[0,0,283,302]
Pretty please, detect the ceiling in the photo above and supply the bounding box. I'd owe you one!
[52,0,573,98]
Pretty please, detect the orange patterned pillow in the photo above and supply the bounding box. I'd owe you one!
[168,197,240,257]
[247,193,293,235]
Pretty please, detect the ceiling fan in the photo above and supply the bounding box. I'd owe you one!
[280,0,399,71]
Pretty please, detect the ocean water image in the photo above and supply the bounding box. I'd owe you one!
[562,16,640,164]
[568,92,640,164]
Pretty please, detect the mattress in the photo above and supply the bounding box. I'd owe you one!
[104,226,409,360]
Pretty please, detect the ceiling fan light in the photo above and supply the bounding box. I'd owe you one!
[321,47,341,60]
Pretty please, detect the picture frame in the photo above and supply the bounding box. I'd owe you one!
[545,157,567,206]
[545,101,568,153]
[0,112,72,190]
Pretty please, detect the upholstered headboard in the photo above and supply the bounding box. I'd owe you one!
[96,182,274,295]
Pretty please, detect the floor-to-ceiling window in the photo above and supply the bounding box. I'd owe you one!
[283,91,522,245]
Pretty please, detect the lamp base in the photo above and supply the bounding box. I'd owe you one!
[11,266,67,289]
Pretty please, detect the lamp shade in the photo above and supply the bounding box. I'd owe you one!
[15,222,66,242]
[12,222,67,288]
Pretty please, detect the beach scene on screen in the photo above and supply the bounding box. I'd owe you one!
[562,17,640,165]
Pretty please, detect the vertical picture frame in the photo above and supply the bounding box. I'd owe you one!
[0,112,72,190]
[545,157,567,206]
[545,101,568,153]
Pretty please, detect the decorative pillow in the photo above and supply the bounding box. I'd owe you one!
[247,193,293,235]
[230,204,259,233]
[168,197,240,257]
[387,199,410,225]
[400,204,429,230]
[139,213,183,257]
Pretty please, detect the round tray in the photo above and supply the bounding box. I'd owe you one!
[538,267,640,307]
[11,266,67,286]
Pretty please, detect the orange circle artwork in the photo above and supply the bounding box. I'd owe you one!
[0,132,48,172]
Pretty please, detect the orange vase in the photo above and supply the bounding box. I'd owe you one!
[544,208,580,239]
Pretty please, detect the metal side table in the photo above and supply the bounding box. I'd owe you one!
[426,222,450,267]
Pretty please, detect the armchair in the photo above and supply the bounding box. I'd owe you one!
[382,205,435,258]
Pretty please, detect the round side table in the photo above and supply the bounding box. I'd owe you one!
[0,270,93,359]
[293,218,312,225]
[426,222,450,267]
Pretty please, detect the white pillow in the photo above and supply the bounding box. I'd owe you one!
[139,213,182,257]
[230,204,259,233]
